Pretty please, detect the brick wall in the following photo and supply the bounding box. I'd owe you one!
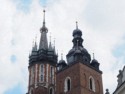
[56,62,103,94]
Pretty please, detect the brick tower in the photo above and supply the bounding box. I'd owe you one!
[27,10,58,94]
[27,11,104,94]
[56,22,103,94]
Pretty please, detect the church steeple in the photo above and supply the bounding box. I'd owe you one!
[39,10,48,50]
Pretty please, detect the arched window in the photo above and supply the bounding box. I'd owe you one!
[49,87,54,94]
[40,64,44,82]
[64,77,71,92]
[50,66,54,83]
[89,76,95,92]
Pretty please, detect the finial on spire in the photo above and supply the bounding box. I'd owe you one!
[43,10,46,24]
[93,53,95,59]
[76,21,78,29]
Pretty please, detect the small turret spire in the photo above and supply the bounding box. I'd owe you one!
[53,38,55,50]
[76,21,78,29]
[93,53,95,59]
[32,37,37,51]
[49,32,52,50]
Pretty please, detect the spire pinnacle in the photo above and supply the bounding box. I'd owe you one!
[43,10,46,25]
[93,53,95,59]
[76,21,78,29]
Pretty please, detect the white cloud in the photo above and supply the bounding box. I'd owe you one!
[0,0,125,94]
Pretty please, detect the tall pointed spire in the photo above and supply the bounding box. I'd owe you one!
[39,10,48,50]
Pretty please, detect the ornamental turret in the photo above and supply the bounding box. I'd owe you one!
[57,53,67,71]
[90,53,100,70]
[66,22,91,64]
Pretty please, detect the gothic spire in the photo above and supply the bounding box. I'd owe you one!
[39,10,48,50]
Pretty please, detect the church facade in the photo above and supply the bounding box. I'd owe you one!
[26,10,104,94]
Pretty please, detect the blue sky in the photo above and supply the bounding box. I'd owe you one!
[0,0,125,94]
[5,84,22,94]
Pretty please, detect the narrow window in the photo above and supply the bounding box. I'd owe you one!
[40,64,44,81]
[90,78,93,90]
[89,76,95,92]
[67,79,71,91]
[50,66,54,83]
[64,77,71,92]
